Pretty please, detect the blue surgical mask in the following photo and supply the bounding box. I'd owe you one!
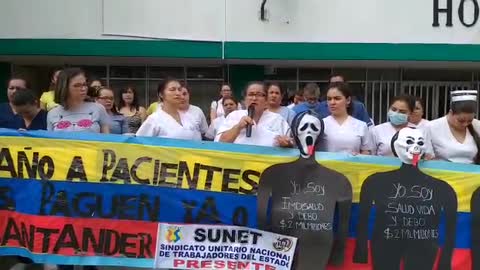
[387,110,408,125]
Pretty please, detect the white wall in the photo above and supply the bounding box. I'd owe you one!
[1,0,480,44]
[0,0,104,39]
[226,0,480,44]
[0,0,149,40]
[103,0,225,41]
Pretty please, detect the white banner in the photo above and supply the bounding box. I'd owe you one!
[154,223,297,270]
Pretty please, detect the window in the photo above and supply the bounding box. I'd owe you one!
[299,68,331,81]
[264,68,297,80]
[187,67,223,79]
[402,69,473,81]
[110,66,146,78]
[186,81,224,117]
[148,80,163,107]
[149,67,184,79]
[82,66,107,80]
[367,69,401,81]
[331,68,366,81]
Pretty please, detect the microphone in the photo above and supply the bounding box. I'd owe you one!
[246,105,255,137]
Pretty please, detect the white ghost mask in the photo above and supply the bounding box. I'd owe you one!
[392,127,426,166]
[292,112,323,158]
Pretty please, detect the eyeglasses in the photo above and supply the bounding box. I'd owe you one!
[8,86,25,90]
[72,83,88,88]
[247,92,266,98]
[98,96,114,101]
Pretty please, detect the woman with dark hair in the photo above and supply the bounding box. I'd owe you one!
[370,95,416,156]
[322,82,372,154]
[179,85,209,136]
[12,89,47,130]
[118,86,146,133]
[136,79,203,140]
[46,68,110,133]
[205,96,238,139]
[96,87,129,134]
[266,83,295,124]
[85,77,103,102]
[40,68,61,111]
[427,90,480,164]
[47,69,104,269]
[210,83,242,120]
[215,81,291,147]
[408,96,429,130]
[89,77,102,88]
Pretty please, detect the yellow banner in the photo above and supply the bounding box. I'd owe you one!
[1,136,479,211]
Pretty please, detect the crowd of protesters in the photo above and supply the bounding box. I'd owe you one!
[1,67,480,269]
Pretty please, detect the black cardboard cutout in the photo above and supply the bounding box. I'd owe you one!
[257,111,352,270]
[353,129,458,270]
[471,187,480,270]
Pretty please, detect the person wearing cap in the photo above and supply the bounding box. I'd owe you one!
[426,90,480,164]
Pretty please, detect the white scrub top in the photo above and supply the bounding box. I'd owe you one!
[371,122,434,157]
[136,109,203,141]
[408,118,430,131]
[427,116,479,164]
[323,116,372,154]
[370,122,399,156]
[211,98,242,119]
[186,105,208,134]
[215,110,290,147]
[205,116,226,140]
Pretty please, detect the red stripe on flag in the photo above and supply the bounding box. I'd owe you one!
[0,210,158,258]
[327,238,471,270]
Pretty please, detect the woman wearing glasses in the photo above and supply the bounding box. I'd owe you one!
[216,81,292,147]
[46,68,110,134]
[0,77,27,129]
[96,87,129,134]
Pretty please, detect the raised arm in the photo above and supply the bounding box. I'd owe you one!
[210,101,218,121]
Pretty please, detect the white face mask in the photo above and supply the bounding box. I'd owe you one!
[295,114,323,158]
[392,128,426,166]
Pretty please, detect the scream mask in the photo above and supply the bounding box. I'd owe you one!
[391,127,426,166]
[291,110,324,158]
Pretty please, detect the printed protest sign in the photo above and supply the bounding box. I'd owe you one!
[154,223,297,270]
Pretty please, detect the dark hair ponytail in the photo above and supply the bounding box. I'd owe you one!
[451,100,480,164]
[467,124,480,164]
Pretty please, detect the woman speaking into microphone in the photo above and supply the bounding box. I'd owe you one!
[215,81,292,147]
